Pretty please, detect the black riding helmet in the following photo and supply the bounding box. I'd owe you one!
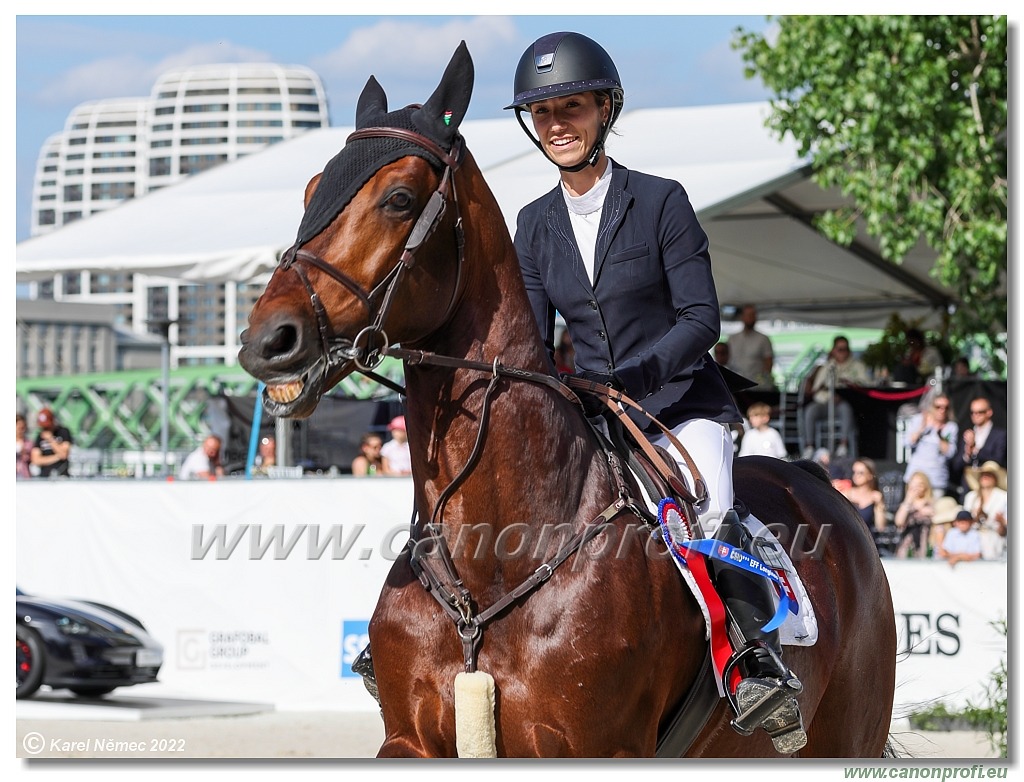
[505,32,624,173]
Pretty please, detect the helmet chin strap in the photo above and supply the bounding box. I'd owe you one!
[514,109,607,173]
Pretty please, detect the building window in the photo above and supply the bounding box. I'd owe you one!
[183,103,230,114]
[154,106,176,116]
[149,157,171,177]
[179,154,227,175]
[289,103,321,113]
[152,123,174,132]
[93,150,135,159]
[237,102,282,112]
[91,182,135,200]
[151,140,173,148]
[65,168,85,176]
[182,121,229,130]
[184,87,229,97]
[63,184,83,202]
[39,194,57,202]
[292,120,323,129]
[238,119,283,128]
[288,87,317,96]
[63,211,83,224]
[37,210,56,226]
[180,137,228,146]
[68,137,87,146]
[238,86,281,95]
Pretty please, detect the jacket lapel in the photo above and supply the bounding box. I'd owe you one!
[592,162,631,287]
[545,192,595,296]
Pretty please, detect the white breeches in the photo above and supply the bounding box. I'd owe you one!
[650,418,735,538]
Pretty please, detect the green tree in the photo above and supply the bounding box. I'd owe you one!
[735,16,1007,360]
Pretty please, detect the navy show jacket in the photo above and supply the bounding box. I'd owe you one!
[514,160,741,432]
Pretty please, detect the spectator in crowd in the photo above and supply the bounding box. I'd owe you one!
[179,434,225,480]
[713,341,730,367]
[927,495,964,554]
[252,435,277,475]
[16,413,33,479]
[351,433,385,476]
[963,461,1008,561]
[950,396,1007,500]
[841,458,887,533]
[893,471,935,559]
[950,356,975,379]
[554,328,576,375]
[381,416,412,476]
[31,407,73,478]
[937,510,983,567]
[892,328,944,385]
[799,336,870,459]
[726,304,775,389]
[902,393,958,498]
[737,402,787,459]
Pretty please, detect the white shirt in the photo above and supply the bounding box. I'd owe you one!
[738,425,788,459]
[562,163,613,284]
[380,439,411,475]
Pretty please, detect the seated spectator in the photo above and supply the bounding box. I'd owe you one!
[950,356,975,379]
[737,402,787,459]
[963,461,1008,560]
[800,336,870,458]
[927,495,963,553]
[351,433,385,476]
[841,458,887,533]
[893,471,935,559]
[902,393,957,498]
[16,413,33,479]
[891,328,944,385]
[252,435,276,475]
[937,510,983,567]
[381,416,412,476]
[179,434,225,480]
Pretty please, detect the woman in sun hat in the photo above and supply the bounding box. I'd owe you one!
[963,460,1007,560]
[928,495,965,555]
[381,415,412,476]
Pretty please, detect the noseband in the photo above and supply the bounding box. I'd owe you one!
[279,127,465,383]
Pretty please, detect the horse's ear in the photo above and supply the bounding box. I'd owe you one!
[355,76,388,129]
[413,40,473,146]
[303,173,322,208]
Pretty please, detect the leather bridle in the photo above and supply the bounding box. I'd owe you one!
[278,126,466,388]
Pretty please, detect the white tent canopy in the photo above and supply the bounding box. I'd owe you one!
[16,102,960,329]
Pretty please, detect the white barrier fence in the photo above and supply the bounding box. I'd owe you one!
[16,479,1006,715]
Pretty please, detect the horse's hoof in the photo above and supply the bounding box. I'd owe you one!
[733,678,807,754]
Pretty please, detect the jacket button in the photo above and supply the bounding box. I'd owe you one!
[606,362,614,371]
[588,300,598,310]
[598,331,606,340]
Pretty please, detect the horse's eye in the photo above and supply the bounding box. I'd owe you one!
[384,190,414,212]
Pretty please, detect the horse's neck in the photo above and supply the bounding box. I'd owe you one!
[404,158,610,575]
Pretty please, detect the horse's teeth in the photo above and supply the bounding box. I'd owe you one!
[267,381,302,403]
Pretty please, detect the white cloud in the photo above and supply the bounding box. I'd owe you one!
[34,42,272,108]
[312,16,518,82]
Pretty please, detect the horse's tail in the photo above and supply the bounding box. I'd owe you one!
[454,671,498,757]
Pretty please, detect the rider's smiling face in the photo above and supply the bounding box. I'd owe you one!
[528,91,609,169]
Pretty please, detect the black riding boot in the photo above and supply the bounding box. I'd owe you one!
[712,510,807,754]
[351,643,381,708]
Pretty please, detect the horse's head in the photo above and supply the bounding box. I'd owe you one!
[239,43,474,418]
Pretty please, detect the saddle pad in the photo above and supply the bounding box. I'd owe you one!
[625,458,818,647]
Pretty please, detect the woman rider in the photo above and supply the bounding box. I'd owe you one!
[506,31,806,753]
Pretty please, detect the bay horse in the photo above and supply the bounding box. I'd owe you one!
[238,42,896,758]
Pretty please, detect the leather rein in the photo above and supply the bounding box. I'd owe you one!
[276,124,708,675]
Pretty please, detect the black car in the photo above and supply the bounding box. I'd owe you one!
[16,587,163,699]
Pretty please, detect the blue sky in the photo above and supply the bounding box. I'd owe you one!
[14,12,774,242]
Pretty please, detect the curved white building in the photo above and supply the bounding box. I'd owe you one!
[30,63,329,237]
[146,63,329,190]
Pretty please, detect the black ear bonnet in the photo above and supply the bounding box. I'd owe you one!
[293,41,473,249]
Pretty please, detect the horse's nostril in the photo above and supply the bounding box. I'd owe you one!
[264,323,298,356]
